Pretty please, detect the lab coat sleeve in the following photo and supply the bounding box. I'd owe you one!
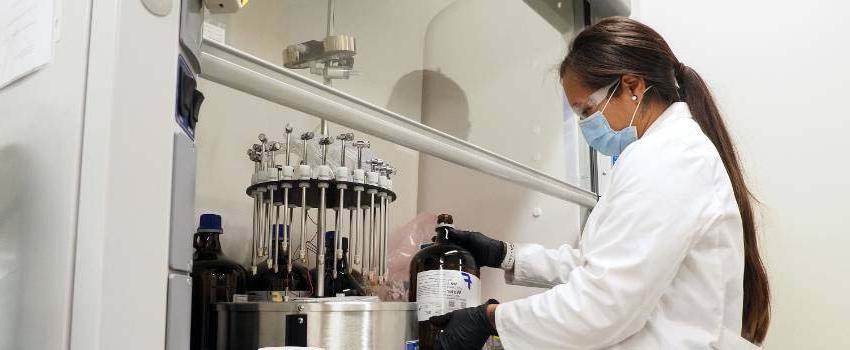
[503,243,584,288]
[495,143,720,349]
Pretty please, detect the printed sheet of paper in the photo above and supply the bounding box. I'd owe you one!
[0,0,54,89]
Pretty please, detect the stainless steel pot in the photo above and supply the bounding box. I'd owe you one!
[216,300,418,350]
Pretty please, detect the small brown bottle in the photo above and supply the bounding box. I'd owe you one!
[409,214,481,350]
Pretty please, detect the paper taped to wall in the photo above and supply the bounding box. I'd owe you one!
[0,0,54,89]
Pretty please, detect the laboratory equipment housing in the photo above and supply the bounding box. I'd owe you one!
[0,0,631,349]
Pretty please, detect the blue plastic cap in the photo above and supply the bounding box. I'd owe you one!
[197,213,223,233]
[275,224,287,239]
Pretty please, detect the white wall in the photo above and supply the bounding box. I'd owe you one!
[416,0,585,302]
[0,2,91,349]
[632,1,850,347]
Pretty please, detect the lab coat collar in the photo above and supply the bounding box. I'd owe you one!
[642,102,691,137]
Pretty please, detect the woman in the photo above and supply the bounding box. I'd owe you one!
[429,17,770,349]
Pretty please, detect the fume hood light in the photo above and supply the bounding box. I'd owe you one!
[204,0,248,14]
[283,34,357,81]
[284,40,326,69]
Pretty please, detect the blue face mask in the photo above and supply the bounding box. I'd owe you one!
[576,80,652,157]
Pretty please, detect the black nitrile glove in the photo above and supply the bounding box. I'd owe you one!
[437,227,506,268]
[430,299,500,350]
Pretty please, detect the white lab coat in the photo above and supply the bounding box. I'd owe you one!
[495,103,759,349]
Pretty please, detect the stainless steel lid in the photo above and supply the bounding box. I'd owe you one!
[218,301,417,312]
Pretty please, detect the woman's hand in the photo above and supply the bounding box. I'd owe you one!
[429,299,500,350]
[438,227,506,268]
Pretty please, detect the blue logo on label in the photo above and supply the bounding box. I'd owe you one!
[461,272,472,290]
[406,340,419,350]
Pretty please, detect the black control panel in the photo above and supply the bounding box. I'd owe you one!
[175,54,204,139]
[284,314,308,346]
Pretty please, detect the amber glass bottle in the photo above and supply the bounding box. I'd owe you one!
[409,214,481,350]
[247,224,311,295]
[312,231,366,297]
[190,214,247,350]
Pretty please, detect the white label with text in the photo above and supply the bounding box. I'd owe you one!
[415,270,481,321]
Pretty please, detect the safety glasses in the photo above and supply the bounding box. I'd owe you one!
[570,80,619,120]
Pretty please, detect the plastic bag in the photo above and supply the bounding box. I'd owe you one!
[373,213,438,301]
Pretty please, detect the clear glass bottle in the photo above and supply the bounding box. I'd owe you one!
[409,214,481,350]
[190,213,247,350]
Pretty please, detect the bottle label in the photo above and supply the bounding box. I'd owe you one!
[415,270,481,321]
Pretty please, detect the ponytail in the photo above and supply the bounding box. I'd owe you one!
[676,63,771,343]
[561,17,771,344]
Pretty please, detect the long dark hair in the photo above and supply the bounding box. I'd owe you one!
[560,17,770,344]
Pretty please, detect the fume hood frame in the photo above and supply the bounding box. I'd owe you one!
[199,40,598,210]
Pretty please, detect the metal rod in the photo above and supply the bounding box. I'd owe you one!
[284,187,290,272]
[258,190,267,259]
[381,194,388,283]
[361,204,368,278]
[265,193,272,260]
[282,185,289,279]
[285,124,293,166]
[273,181,281,273]
[326,0,335,37]
[347,209,354,273]
[340,140,346,166]
[368,190,377,282]
[251,191,260,275]
[269,142,279,168]
[199,50,598,208]
[316,184,328,297]
[267,185,275,268]
[322,0,334,88]
[274,205,280,273]
[375,193,384,284]
[259,134,268,170]
[299,185,308,263]
[353,189,362,268]
[354,141,369,170]
[334,187,345,278]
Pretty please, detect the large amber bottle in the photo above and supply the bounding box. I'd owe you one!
[409,214,481,350]
[190,213,247,350]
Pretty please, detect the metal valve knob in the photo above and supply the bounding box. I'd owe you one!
[336,133,354,142]
[300,132,315,165]
[369,158,385,172]
[353,140,370,170]
[300,131,315,141]
[269,141,281,152]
